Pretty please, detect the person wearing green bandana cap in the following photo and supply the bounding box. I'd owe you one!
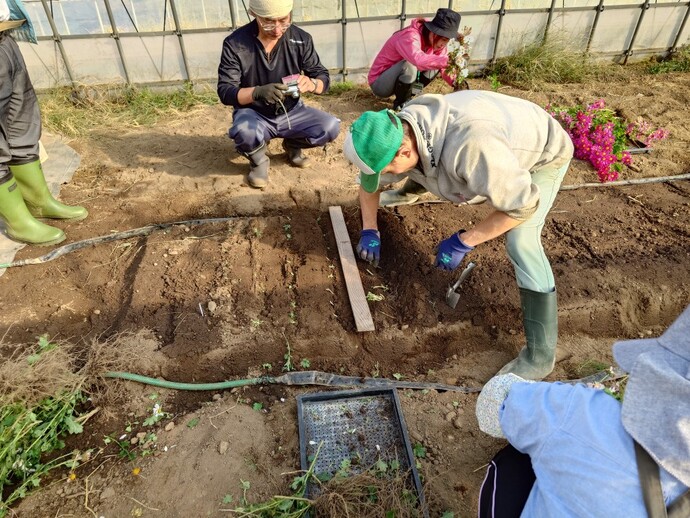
[0,0,88,246]
[343,91,573,380]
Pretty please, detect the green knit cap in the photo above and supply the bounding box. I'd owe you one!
[343,109,404,193]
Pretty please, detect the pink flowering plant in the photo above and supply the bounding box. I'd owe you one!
[546,99,669,182]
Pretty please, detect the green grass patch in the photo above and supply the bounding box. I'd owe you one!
[485,37,608,88]
[648,45,690,74]
[325,80,357,95]
[40,82,218,137]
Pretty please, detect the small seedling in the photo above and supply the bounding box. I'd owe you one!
[288,300,298,325]
[300,358,311,369]
[240,479,251,506]
[392,373,404,380]
[489,73,501,91]
[143,403,169,427]
[366,292,384,302]
[413,443,427,459]
[252,402,263,411]
[282,334,294,372]
[261,362,272,371]
[187,417,200,428]
[222,494,234,504]
[371,362,380,378]
[252,227,262,238]
[283,223,292,240]
[250,318,263,329]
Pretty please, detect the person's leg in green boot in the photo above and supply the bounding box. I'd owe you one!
[10,160,87,220]
[498,162,569,380]
[498,288,558,379]
[380,178,428,207]
[0,174,65,245]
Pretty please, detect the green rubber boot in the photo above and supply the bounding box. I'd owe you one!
[497,288,558,380]
[10,160,88,220]
[379,179,427,207]
[0,177,65,246]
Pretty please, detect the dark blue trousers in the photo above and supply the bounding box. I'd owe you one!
[229,101,340,154]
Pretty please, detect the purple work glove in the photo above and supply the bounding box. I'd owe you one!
[357,229,381,267]
[435,231,474,271]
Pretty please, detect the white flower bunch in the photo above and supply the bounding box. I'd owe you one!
[445,27,473,88]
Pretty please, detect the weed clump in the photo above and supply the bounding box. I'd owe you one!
[486,37,603,88]
[648,45,690,74]
[40,82,218,137]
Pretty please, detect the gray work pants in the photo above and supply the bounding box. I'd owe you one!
[370,60,439,98]
[0,31,41,184]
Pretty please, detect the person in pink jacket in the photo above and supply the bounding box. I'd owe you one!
[368,8,461,110]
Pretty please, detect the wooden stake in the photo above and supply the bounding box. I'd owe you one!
[328,206,375,332]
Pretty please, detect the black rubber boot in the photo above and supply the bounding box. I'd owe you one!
[392,80,414,110]
[245,143,270,189]
[282,139,309,168]
[379,179,428,207]
[497,288,558,380]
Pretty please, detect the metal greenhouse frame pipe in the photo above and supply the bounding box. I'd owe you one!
[400,0,407,30]
[228,0,237,30]
[102,0,131,85]
[341,0,348,80]
[167,0,192,81]
[39,0,75,86]
[492,0,508,63]
[543,0,557,42]
[623,0,651,64]
[670,2,690,53]
[586,0,606,53]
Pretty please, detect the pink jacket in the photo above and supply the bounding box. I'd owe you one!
[368,18,454,86]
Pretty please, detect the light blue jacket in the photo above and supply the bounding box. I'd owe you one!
[501,382,688,517]
[2,0,36,43]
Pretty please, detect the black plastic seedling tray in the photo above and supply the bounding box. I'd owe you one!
[296,388,427,516]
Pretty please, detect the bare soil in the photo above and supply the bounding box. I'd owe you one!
[3,69,690,517]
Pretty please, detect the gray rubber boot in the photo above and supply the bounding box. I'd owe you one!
[246,143,270,189]
[497,288,558,380]
[282,139,309,168]
[379,179,427,207]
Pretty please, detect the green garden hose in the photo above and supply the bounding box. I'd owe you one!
[104,370,481,392]
[104,368,625,393]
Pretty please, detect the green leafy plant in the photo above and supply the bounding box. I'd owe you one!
[413,443,427,459]
[282,334,294,372]
[262,363,273,371]
[187,417,200,428]
[142,403,170,427]
[300,359,311,369]
[489,72,501,91]
[392,373,404,381]
[648,45,690,74]
[104,434,137,461]
[366,292,384,302]
[0,338,89,517]
[226,444,323,517]
[252,402,264,412]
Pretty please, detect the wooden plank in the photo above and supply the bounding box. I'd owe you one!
[328,206,376,332]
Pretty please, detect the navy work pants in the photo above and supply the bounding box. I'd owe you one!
[229,101,340,154]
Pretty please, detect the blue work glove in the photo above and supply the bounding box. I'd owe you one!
[356,229,381,267]
[435,231,474,271]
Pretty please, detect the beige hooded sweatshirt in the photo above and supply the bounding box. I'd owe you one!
[394,91,573,220]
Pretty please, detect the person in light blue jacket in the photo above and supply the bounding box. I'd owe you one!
[0,0,87,246]
[475,305,690,517]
